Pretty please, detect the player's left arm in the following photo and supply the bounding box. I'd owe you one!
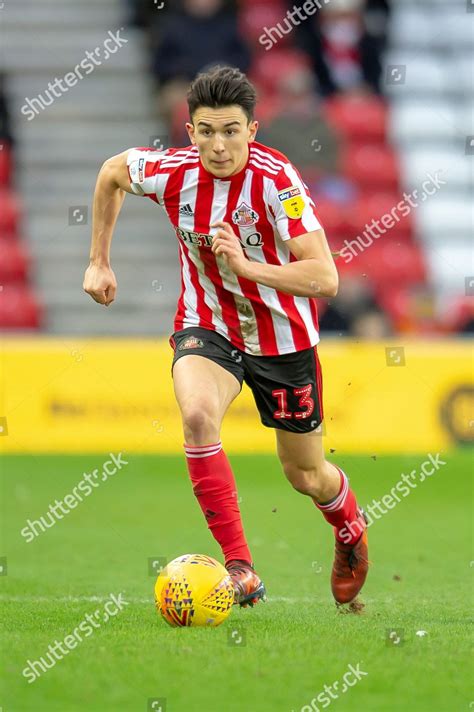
[211,223,338,298]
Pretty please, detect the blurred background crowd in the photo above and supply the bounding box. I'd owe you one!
[0,0,472,337]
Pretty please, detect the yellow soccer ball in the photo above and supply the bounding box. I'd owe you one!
[154,554,234,627]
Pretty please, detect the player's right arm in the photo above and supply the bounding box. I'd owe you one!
[83,149,134,306]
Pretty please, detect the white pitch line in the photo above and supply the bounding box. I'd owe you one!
[0,595,315,605]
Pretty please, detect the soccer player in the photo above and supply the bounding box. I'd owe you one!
[83,66,369,610]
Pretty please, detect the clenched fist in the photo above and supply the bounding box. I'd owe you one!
[83,263,117,306]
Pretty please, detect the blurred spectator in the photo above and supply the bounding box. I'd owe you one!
[0,73,14,146]
[151,0,250,129]
[294,0,390,96]
[319,275,393,337]
[351,309,392,338]
[256,61,340,178]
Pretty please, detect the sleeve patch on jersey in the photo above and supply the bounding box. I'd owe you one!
[128,158,146,195]
[280,195,305,219]
[277,185,301,202]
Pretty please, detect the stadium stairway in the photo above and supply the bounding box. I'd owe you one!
[2,0,180,335]
[385,0,474,325]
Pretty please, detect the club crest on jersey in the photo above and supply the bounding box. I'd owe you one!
[277,185,305,219]
[178,336,204,351]
[232,202,259,227]
[138,157,145,183]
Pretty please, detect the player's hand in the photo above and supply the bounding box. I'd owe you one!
[83,262,117,306]
[210,221,248,277]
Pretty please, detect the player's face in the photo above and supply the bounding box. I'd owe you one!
[186,106,258,178]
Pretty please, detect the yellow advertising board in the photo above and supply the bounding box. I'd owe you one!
[0,338,472,454]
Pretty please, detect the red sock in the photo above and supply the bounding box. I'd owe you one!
[184,441,252,567]
[314,466,365,545]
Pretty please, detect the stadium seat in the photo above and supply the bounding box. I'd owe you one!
[338,241,426,290]
[444,296,474,333]
[341,144,399,190]
[0,142,12,186]
[389,8,441,51]
[389,101,458,145]
[0,285,42,329]
[378,285,439,334]
[400,149,472,192]
[450,53,474,98]
[424,243,474,295]
[384,52,449,97]
[0,240,29,283]
[239,3,288,48]
[349,192,413,239]
[0,189,21,234]
[312,198,351,239]
[323,95,387,144]
[416,199,474,243]
[250,49,312,95]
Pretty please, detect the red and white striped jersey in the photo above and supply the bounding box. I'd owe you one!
[126,141,323,356]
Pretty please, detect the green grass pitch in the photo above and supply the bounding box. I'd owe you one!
[0,450,472,711]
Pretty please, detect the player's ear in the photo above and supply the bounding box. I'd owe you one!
[248,120,258,143]
[185,122,196,145]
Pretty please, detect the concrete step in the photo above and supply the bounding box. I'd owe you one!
[19,169,165,213]
[13,78,155,126]
[2,29,144,74]
[24,193,169,221]
[17,119,161,167]
[2,1,123,29]
[25,227,177,252]
[41,301,177,336]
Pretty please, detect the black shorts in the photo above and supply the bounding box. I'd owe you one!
[169,327,324,434]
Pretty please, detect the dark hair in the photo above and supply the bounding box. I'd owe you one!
[187,66,257,123]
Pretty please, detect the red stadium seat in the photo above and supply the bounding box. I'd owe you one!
[338,241,426,290]
[239,3,289,48]
[313,198,351,239]
[323,95,387,144]
[0,142,13,186]
[0,189,22,235]
[341,144,400,190]
[0,240,30,283]
[250,49,312,95]
[0,285,42,329]
[349,192,414,239]
[378,285,440,334]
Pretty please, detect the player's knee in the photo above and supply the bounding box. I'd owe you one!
[181,401,220,444]
[282,462,326,497]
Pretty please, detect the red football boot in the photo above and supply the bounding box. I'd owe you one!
[226,560,266,607]
[331,516,369,612]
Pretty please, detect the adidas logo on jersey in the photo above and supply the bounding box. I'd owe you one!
[178,203,194,216]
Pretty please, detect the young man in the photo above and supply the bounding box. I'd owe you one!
[83,66,369,610]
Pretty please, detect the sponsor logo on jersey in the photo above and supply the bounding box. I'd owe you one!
[277,186,305,219]
[277,185,301,203]
[174,226,263,248]
[178,203,194,216]
[232,201,259,227]
[129,160,140,182]
[178,336,204,351]
[138,157,145,183]
[281,196,305,219]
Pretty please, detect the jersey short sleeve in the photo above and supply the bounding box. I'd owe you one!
[267,163,323,241]
[126,147,168,200]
